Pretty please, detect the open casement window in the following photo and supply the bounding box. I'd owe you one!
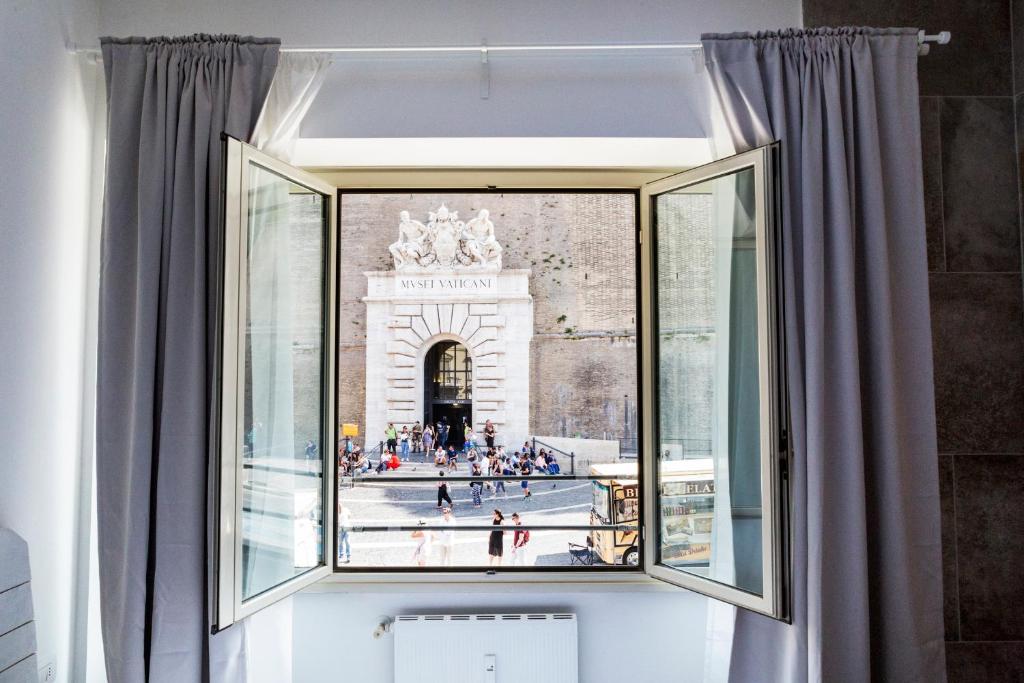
[639,143,791,620]
[215,138,337,629]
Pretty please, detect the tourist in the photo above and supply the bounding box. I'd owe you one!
[465,422,476,450]
[338,503,352,564]
[304,439,318,460]
[447,445,458,471]
[484,451,497,494]
[385,422,398,454]
[483,419,497,449]
[436,471,453,509]
[535,450,548,473]
[411,520,433,567]
[438,418,449,448]
[546,451,560,476]
[439,507,455,566]
[388,451,401,470]
[488,509,505,566]
[412,421,423,453]
[510,512,529,566]
[470,463,484,507]
[522,441,535,459]
[433,446,447,467]
[422,423,434,453]
[496,457,512,498]
[399,425,411,461]
[353,449,370,474]
[519,455,532,499]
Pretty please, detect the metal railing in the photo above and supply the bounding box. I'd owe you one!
[530,438,576,475]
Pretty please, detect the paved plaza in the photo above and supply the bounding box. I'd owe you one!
[336,453,600,568]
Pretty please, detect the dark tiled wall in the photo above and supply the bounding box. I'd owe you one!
[803,2,1024,680]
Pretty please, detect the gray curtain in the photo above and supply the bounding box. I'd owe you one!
[701,28,945,682]
[97,35,279,683]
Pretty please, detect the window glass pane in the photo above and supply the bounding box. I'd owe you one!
[654,166,764,595]
[241,163,326,600]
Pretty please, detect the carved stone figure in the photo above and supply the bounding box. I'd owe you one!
[388,211,430,269]
[463,209,503,268]
[390,203,503,271]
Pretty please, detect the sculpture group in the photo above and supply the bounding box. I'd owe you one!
[389,203,503,271]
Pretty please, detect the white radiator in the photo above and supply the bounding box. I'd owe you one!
[393,613,578,683]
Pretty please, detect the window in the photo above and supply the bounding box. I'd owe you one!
[335,189,641,571]
[214,138,789,627]
[641,143,790,618]
[214,139,337,629]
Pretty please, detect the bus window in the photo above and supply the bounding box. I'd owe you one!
[592,482,612,524]
[615,496,639,523]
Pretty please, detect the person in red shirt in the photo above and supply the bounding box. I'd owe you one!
[511,512,529,566]
[387,452,401,470]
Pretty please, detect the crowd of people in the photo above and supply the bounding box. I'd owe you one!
[338,417,563,483]
[335,418,566,566]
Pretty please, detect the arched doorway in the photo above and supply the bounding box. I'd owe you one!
[423,340,472,449]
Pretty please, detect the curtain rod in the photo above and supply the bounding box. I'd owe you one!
[68,31,950,56]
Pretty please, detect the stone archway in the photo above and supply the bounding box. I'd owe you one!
[421,339,473,448]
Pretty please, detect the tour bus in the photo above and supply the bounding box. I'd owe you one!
[588,459,715,567]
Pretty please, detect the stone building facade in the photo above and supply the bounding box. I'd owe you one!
[338,192,644,449]
[284,190,717,459]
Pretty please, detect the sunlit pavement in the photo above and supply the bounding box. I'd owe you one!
[336,453,597,568]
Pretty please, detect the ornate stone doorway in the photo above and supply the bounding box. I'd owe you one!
[423,340,472,449]
[362,203,533,449]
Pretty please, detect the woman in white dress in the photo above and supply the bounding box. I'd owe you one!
[411,519,434,567]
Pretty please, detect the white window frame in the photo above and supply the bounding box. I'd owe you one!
[215,137,338,630]
[639,143,791,620]
[214,138,790,623]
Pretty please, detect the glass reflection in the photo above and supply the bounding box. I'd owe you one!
[654,166,764,595]
[241,163,326,600]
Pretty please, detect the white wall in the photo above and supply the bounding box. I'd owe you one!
[0,1,104,682]
[98,0,803,139]
[293,587,709,683]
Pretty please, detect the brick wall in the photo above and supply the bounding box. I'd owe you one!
[337,192,646,445]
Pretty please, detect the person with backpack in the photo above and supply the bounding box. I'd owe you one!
[511,512,529,566]
[411,421,423,453]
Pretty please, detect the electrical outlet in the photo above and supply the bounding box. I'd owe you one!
[39,661,56,683]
